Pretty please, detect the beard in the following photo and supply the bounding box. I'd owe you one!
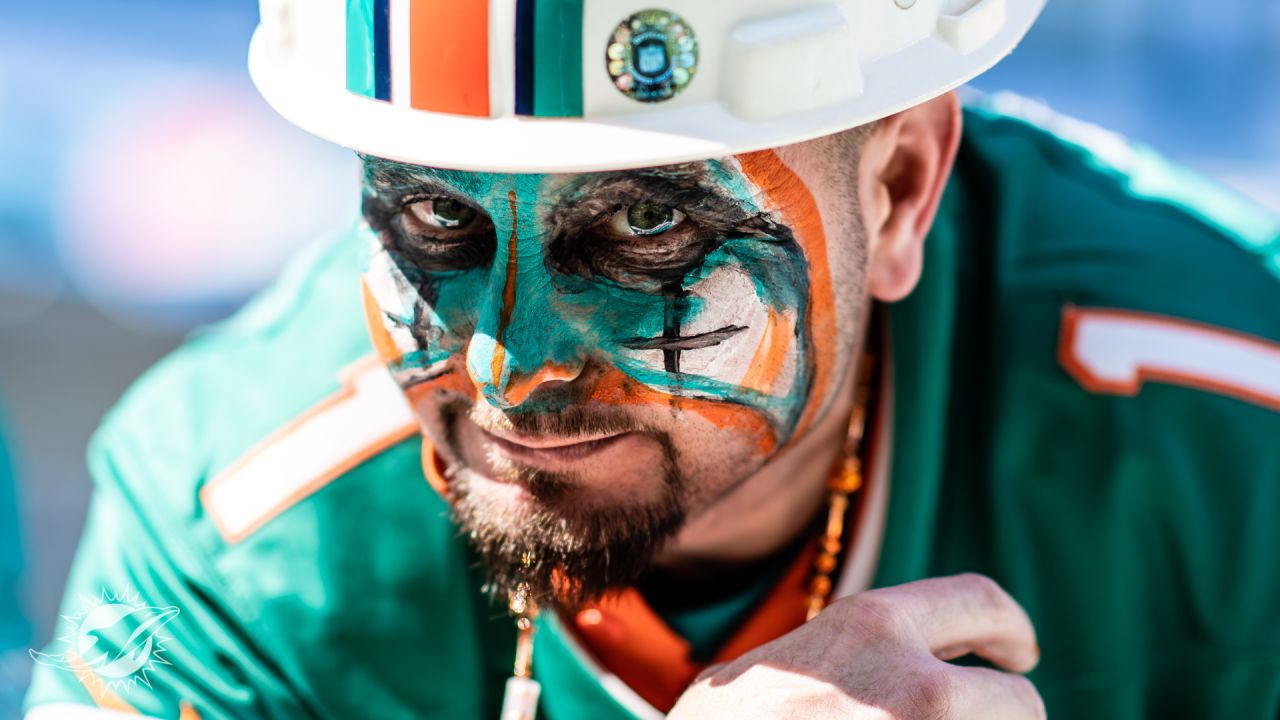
[439,400,689,609]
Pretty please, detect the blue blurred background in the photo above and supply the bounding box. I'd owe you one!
[0,0,1277,708]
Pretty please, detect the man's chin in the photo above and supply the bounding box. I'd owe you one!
[452,466,587,522]
[445,464,688,608]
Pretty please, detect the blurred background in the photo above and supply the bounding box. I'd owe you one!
[0,0,1277,709]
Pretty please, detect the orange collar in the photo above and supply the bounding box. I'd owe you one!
[565,538,817,713]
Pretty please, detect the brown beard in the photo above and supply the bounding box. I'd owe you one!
[440,401,688,609]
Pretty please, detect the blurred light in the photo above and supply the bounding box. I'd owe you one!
[55,71,358,328]
[0,61,64,327]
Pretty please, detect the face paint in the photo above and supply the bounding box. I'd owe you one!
[358,149,862,604]
[361,156,828,443]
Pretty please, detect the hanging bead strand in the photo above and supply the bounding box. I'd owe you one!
[806,355,873,621]
[500,583,542,720]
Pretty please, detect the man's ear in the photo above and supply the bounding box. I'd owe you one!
[860,92,962,302]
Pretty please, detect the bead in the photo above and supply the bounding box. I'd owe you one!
[830,462,862,492]
[501,676,541,720]
[826,495,849,538]
[822,537,842,555]
[806,597,825,621]
[815,553,838,573]
[809,576,832,597]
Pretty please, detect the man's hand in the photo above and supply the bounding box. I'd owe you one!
[668,574,1045,719]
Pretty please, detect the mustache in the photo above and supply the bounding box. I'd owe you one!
[464,402,647,439]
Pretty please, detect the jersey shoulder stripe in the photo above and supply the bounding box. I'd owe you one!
[86,232,406,543]
[201,356,417,543]
[1059,305,1280,413]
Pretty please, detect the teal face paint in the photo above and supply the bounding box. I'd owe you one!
[360,155,817,445]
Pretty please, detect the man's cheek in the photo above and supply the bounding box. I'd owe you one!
[679,242,807,381]
[575,240,812,442]
[362,237,483,389]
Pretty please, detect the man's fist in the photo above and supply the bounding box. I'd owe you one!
[669,574,1045,719]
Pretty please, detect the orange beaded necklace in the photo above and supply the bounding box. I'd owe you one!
[806,352,874,620]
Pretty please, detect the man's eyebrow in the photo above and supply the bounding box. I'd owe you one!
[361,156,455,194]
[545,163,752,231]
[359,157,482,231]
[570,162,716,196]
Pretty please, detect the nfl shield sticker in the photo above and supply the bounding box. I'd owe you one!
[606,9,698,103]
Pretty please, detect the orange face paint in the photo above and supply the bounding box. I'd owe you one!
[736,150,837,441]
[361,279,403,367]
[585,366,778,457]
[739,306,795,396]
[485,191,522,394]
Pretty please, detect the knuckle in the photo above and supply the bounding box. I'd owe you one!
[957,572,1001,598]
[842,592,907,641]
[892,667,954,720]
[956,572,1010,609]
[1010,675,1048,719]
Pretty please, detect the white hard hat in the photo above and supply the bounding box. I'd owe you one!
[249,0,1044,173]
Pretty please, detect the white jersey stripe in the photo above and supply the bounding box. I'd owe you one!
[1059,305,1280,412]
[201,357,417,543]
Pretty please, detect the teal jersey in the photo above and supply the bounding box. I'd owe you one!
[26,97,1280,719]
[0,411,28,654]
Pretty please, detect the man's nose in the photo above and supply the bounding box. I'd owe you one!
[465,216,586,410]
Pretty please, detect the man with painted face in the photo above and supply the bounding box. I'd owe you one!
[26,1,1280,719]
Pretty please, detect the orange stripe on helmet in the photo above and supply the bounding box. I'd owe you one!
[410,0,490,116]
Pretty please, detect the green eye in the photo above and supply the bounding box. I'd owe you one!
[392,195,495,271]
[407,197,478,229]
[612,203,685,237]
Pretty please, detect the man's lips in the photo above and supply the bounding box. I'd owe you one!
[481,428,632,463]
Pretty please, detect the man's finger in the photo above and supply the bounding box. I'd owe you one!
[857,573,1039,673]
[946,665,1047,720]
[692,662,725,684]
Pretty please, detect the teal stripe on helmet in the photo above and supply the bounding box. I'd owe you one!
[531,0,584,117]
[346,0,390,101]
[346,0,376,98]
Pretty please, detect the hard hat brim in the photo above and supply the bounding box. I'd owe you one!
[249,0,1043,174]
